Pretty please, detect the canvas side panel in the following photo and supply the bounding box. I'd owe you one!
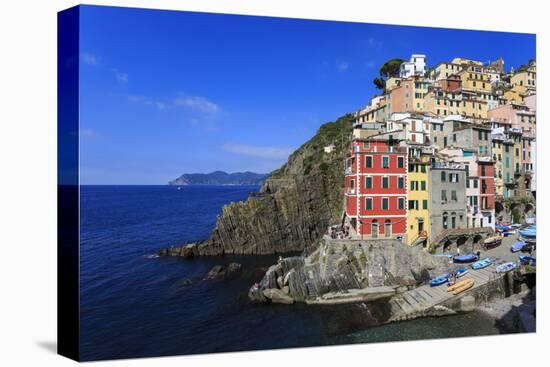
[57,5,80,362]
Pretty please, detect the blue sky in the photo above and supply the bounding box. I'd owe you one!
[78,5,535,184]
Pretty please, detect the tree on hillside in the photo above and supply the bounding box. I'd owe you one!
[373,58,404,90]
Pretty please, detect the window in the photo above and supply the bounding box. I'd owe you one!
[451,215,456,229]
[398,177,404,189]
[350,179,355,191]
[478,130,483,140]
[409,200,415,210]
[382,156,389,168]
[441,190,447,201]
[410,181,415,191]
[421,181,426,190]
[422,200,428,210]
[397,156,404,168]
[398,198,405,210]
[421,165,426,173]
[466,179,470,188]
[365,198,373,210]
[451,190,457,201]
[441,171,446,182]
[473,179,478,188]
[453,134,456,143]
[382,176,389,189]
[382,198,389,210]
[363,142,370,149]
[365,176,372,189]
[443,212,448,229]
[365,156,373,168]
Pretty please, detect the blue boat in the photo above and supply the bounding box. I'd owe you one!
[496,262,517,273]
[519,226,536,238]
[453,253,480,263]
[450,266,468,277]
[472,258,493,270]
[511,241,525,253]
[519,256,536,266]
[429,274,449,287]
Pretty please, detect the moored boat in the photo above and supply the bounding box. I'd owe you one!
[449,266,468,278]
[472,258,492,270]
[447,278,474,293]
[519,226,536,239]
[496,262,517,273]
[511,241,525,253]
[519,255,536,266]
[484,235,502,249]
[453,253,480,263]
[451,278,474,295]
[430,274,449,287]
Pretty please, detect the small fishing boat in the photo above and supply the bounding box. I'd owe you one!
[453,253,480,263]
[450,278,474,295]
[484,235,502,249]
[496,224,511,232]
[519,226,536,239]
[496,262,517,273]
[430,274,449,287]
[511,241,525,253]
[449,266,468,278]
[447,278,474,293]
[519,256,536,266]
[472,258,492,270]
[502,230,516,237]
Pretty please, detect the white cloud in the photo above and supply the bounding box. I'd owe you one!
[112,68,128,83]
[175,96,220,114]
[223,143,293,160]
[81,52,98,65]
[367,37,383,49]
[337,61,350,72]
[128,95,166,111]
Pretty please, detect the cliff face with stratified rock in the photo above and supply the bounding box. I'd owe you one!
[248,238,454,304]
[159,114,354,257]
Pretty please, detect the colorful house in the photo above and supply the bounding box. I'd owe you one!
[344,131,408,239]
[407,147,431,246]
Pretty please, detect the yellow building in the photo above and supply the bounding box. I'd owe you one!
[504,89,524,104]
[511,63,536,95]
[452,57,484,67]
[458,69,493,93]
[429,62,463,80]
[407,150,431,246]
[385,77,403,91]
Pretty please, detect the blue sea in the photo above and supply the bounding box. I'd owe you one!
[80,185,500,361]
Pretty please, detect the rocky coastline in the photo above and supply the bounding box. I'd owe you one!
[158,114,354,257]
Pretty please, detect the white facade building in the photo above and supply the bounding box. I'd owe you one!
[400,54,426,78]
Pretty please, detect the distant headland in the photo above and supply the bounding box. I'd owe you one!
[168,171,268,186]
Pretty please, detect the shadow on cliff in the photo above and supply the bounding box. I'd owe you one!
[494,272,536,333]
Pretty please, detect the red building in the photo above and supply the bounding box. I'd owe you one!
[440,74,462,92]
[478,159,495,211]
[345,133,408,238]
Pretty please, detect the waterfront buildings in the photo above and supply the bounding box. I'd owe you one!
[344,132,408,239]
[346,54,536,247]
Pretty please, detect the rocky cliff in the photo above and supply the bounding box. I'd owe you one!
[160,114,354,257]
[248,238,454,304]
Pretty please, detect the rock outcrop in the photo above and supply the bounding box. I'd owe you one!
[249,238,453,304]
[160,114,355,257]
[204,263,243,280]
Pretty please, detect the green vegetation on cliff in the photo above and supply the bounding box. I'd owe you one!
[169,113,356,256]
